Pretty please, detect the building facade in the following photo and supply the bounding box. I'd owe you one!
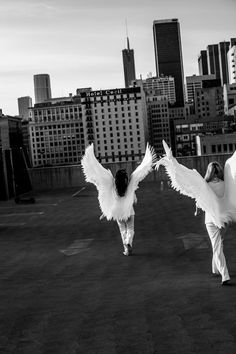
[122,38,136,88]
[174,115,234,156]
[0,113,23,149]
[146,95,171,155]
[0,111,31,200]
[18,96,33,121]
[28,87,148,167]
[228,43,236,84]
[34,74,52,104]
[207,44,221,80]
[29,96,85,167]
[153,18,185,107]
[218,41,230,85]
[186,74,216,103]
[136,76,176,105]
[196,132,236,156]
[195,85,224,119]
[80,87,148,163]
[198,50,208,75]
[223,83,236,115]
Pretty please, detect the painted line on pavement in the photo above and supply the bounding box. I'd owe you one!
[178,233,209,250]
[72,187,86,197]
[60,238,93,256]
[0,212,45,217]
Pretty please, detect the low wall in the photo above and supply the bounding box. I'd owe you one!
[28,153,232,192]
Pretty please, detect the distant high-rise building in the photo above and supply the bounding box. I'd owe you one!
[195,85,224,119]
[153,18,185,107]
[218,41,230,85]
[18,96,32,121]
[228,40,236,84]
[223,83,236,115]
[34,74,52,104]
[0,114,23,150]
[80,87,147,163]
[122,37,136,88]
[230,38,236,47]
[28,87,147,167]
[146,94,171,155]
[207,44,221,80]
[198,50,208,75]
[135,76,176,104]
[186,74,216,103]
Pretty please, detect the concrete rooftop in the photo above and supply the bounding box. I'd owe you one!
[0,182,236,353]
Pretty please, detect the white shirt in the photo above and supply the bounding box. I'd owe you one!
[205,179,225,224]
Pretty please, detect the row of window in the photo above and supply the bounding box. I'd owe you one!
[32,123,83,130]
[210,143,236,154]
[33,114,82,123]
[34,107,81,115]
[94,106,138,113]
[94,112,138,120]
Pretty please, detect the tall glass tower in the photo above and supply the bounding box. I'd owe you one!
[198,50,209,75]
[218,41,230,85]
[34,74,52,104]
[207,44,221,80]
[153,19,185,107]
[122,37,136,88]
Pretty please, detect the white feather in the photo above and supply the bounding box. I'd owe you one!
[128,143,157,192]
[222,150,236,222]
[156,140,231,228]
[81,143,156,221]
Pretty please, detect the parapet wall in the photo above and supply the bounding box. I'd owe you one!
[28,153,232,192]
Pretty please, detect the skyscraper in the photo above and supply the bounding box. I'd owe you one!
[34,74,52,104]
[198,50,208,75]
[207,44,220,80]
[228,39,236,84]
[153,18,185,107]
[218,41,230,85]
[122,37,136,88]
[18,96,32,121]
[136,75,176,105]
[186,74,216,103]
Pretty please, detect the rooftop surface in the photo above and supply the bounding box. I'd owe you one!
[0,182,236,354]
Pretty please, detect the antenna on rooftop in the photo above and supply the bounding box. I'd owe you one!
[125,18,130,50]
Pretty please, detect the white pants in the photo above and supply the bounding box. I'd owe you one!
[205,223,230,282]
[117,216,135,248]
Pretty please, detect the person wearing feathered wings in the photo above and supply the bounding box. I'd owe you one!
[155,140,236,285]
[81,143,156,256]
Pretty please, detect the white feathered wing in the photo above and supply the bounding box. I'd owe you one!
[81,143,114,219]
[155,140,231,228]
[81,143,156,221]
[222,150,236,222]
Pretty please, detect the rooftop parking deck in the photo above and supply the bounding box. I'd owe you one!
[0,182,236,353]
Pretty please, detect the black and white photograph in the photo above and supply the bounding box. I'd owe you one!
[1,0,236,352]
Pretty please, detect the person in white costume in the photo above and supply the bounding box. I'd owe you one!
[196,162,230,285]
[81,143,156,256]
[156,140,236,285]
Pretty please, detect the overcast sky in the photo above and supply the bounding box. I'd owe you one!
[1,0,236,115]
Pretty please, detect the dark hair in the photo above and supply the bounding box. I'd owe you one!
[115,169,129,197]
[204,162,224,182]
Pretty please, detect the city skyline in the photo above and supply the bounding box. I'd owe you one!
[0,0,236,116]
